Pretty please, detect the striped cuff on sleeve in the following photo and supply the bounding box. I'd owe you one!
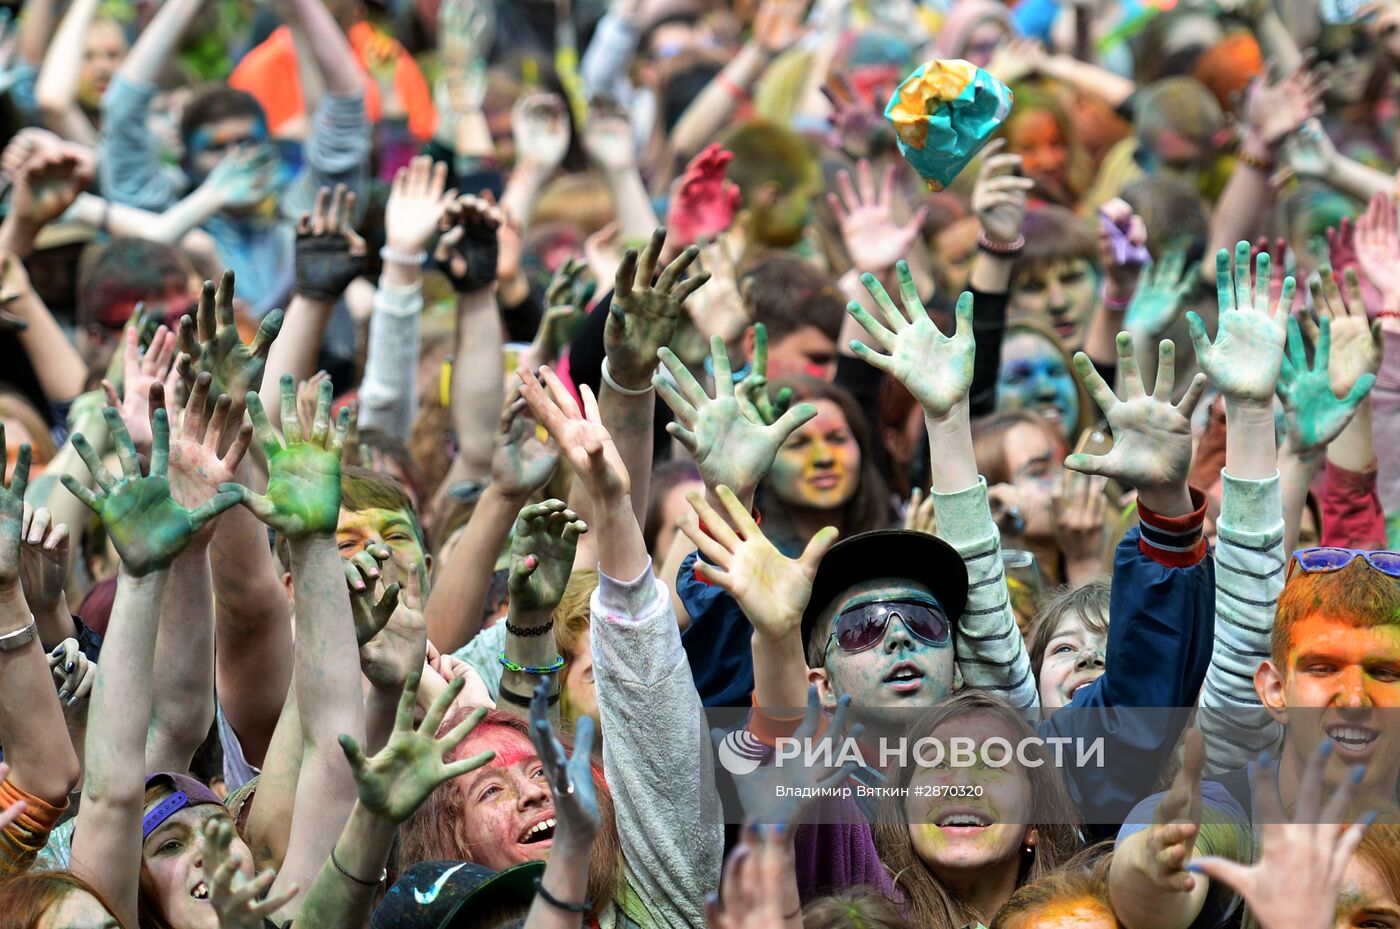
[1137,487,1209,567]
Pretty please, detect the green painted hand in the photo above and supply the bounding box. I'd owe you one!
[339,669,495,825]
[0,426,30,588]
[656,337,817,497]
[734,323,794,427]
[359,562,427,692]
[604,226,710,390]
[509,499,586,614]
[62,408,241,576]
[847,263,974,418]
[517,366,630,501]
[529,681,600,845]
[223,375,348,538]
[1187,242,1292,403]
[491,387,559,500]
[1066,333,1208,492]
[1307,267,1382,398]
[177,271,283,410]
[679,485,837,642]
[1279,316,1375,453]
[1125,248,1198,338]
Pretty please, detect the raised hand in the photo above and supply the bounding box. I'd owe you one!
[295,184,368,303]
[159,374,255,521]
[903,486,936,534]
[666,144,741,251]
[1098,197,1149,296]
[1355,193,1400,312]
[847,262,974,418]
[512,92,570,175]
[200,819,297,929]
[10,146,92,228]
[359,562,428,692]
[1187,242,1292,403]
[529,681,600,847]
[62,409,241,576]
[48,638,93,710]
[1283,118,1338,180]
[518,366,630,500]
[679,485,837,640]
[491,386,560,500]
[177,271,284,415]
[1308,267,1382,398]
[1066,334,1208,495]
[1125,248,1198,339]
[224,376,349,538]
[1139,729,1208,895]
[1245,62,1327,149]
[1279,316,1375,454]
[1051,472,1108,580]
[606,226,709,391]
[19,504,69,617]
[582,97,636,173]
[339,669,495,824]
[202,145,279,210]
[346,542,397,646]
[752,0,811,54]
[826,159,928,274]
[1250,237,1290,307]
[1188,742,1371,929]
[734,322,794,427]
[656,336,817,497]
[385,155,456,259]
[0,429,28,589]
[509,499,587,614]
[101,323,177,454]
[434,194,500,294]
[972,140,1034,248]
[706,823,799,929]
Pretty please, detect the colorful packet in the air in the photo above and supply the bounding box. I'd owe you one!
[884,59,1014,192]
[1098,209,1150,268]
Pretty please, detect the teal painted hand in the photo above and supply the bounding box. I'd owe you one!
[223,375,348,539]
[177,271,283,411]
[847,262,974,418]
[339,669,495,825]
[0,426,30,587]
[509,499,586,614]
[656,336,817,496]
[1126,248,1198,338]
[1187,242,1292,403]
[491,386,559,500]
[530,681,600,845]
[1066,334,1208,492]
[734,323,794,426]
[62,408,241,576]
[1279,315,1375,453]
[605,226,709,390]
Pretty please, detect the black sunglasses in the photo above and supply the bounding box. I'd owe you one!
[825,599,952,655]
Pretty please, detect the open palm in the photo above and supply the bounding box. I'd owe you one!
[509,499,586,613]
[1279,316,1374,452]
[1187,242,1290,403]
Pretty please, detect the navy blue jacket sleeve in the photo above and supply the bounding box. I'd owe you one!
[677,551,757,708]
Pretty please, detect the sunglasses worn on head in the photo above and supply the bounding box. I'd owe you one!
[826,600,952,655]
[1289,547,1400,578]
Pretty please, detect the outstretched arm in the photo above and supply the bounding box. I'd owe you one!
[32,0,101,144]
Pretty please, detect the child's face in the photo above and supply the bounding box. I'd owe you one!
[1037,608,1107,711]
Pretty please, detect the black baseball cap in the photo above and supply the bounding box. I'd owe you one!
[371,860,545,929]
[800,529,969,651]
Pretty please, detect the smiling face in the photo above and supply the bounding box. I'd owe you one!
[1037,608,1107,711]
[1337,854,1400,929]
[451,727,558,870]
[815,579,956,730]
[142,805,254,929]
[1010,263,1098,349]
[1258,615,1400,796]
[769,399,861,511]
[337,505,428,582]
[996,333,1079,437]
[905,712,1035,881]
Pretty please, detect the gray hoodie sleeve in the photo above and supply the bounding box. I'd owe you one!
[591,561,723,929]
[99,75,179,211]
[357,278,422,440]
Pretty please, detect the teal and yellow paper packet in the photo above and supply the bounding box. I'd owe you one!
[885,59,1014,191]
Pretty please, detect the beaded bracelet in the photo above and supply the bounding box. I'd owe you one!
[498,651,566,675]
[505,619,555,637]
[380,245,428,267]
[977,231,1025,257]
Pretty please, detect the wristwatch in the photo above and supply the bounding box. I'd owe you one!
[0,619,37,652]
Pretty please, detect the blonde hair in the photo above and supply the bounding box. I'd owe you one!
[0,389,57,465]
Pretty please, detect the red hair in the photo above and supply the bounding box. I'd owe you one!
[397,709,625,921]
[0,869,128,929]
[1273,558,1400,665]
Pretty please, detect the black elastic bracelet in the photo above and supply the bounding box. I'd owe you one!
[499,686,560,708]
[331,847,385,886]
[534,877,590,913]
[505,619,555,637]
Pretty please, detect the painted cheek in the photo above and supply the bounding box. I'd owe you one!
[802,361,830,379]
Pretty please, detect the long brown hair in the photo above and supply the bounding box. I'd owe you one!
[0,869,128,929]
[397,709,625,922]
[872,692,1084,929]
[760,377,893,548]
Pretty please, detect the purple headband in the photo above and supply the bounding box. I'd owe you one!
[142,772,223,840]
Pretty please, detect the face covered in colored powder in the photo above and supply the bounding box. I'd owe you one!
[142,804,255,929]
[905,711,1037,881]
[186,116,270,187]
[765,327,839,382]
[817,580,956,730]
[1335,853,1400,929]
[768,399,861,511]
[337,506,429,584]
[1038,608,1107,711]
[996,332,1079,438]
[999,420,1066,541]
[449,726,558,869]
[1259,609,1400,798]
[1007,110,1070,198]
[1009,264,1098,350]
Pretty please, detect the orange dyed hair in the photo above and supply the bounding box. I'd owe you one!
[1272,558,1400,665]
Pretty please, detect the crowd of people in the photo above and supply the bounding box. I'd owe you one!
[0,0,1398,926]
